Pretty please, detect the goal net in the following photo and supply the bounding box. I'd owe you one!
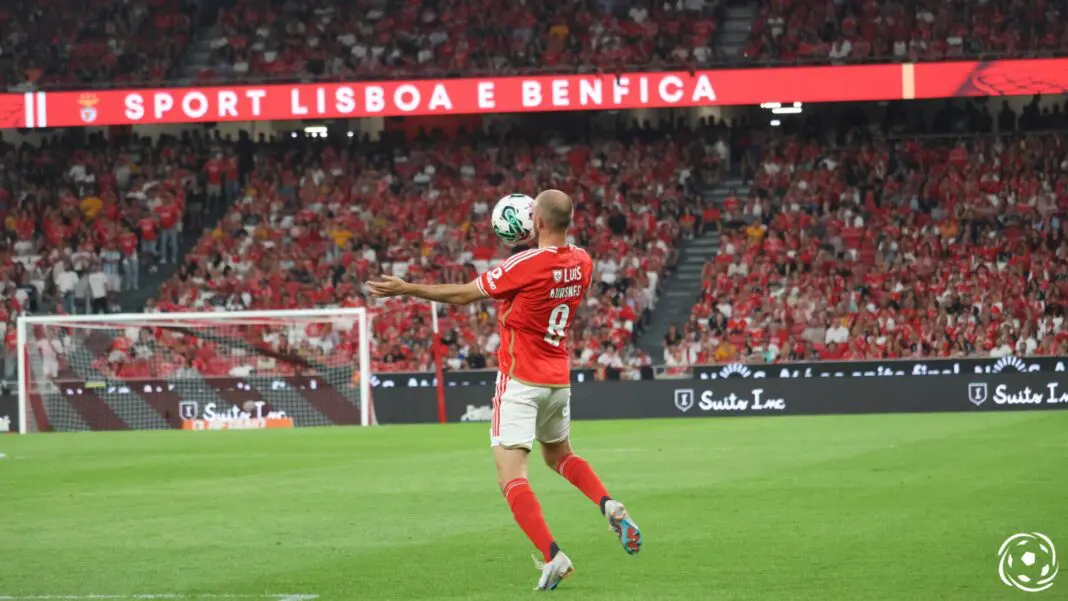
[15,308,372,433]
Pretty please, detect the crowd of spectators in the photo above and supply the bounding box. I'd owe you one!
[744,0,1068,64]
[0,0,197,90]
[193,0,724,82]
[674,121,1068,368]
[0,129,213,382]
[2,0,724,89]
[7,0,1068,91]
[136,121,729,376]
[11,107,1068,384]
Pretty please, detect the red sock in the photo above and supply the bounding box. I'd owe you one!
[556,454,611,508]
[503,478,556,562]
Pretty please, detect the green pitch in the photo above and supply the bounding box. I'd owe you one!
[1,411,1066,600]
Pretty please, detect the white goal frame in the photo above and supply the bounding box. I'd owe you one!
[16,307,372,434]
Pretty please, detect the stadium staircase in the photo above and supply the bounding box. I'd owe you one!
[716,3,758,59]
[180,25,221,79]
[120,229,201,311]
[638,176,750,359]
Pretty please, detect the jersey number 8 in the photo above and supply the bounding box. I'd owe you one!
[544,304,570,347]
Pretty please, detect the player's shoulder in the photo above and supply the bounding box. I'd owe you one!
[501,246,558,272]
[569,244,591,258]
[567,244,593,265]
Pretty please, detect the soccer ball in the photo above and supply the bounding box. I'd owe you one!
[491,193,535,245]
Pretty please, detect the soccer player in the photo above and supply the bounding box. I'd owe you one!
[367,189,642,590]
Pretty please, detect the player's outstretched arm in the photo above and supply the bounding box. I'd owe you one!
[367,275,486,306]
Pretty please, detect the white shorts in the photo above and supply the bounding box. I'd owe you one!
[490,372,571,450]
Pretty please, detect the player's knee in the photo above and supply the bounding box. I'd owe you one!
[540,440,571,470]
[497,468,526,492]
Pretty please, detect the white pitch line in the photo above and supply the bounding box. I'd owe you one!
[0,595,318,600]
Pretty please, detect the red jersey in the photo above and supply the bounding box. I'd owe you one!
[156,203,179,229]
[205,159,223,184]
[476,245,593,386]
[138,218,158,241]
[118,231,138,256]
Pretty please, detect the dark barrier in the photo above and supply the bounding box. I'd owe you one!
[370,369,596,424]
[0,394,17,433]
[25,365,1068,430]
[693,356,1067,380]
[433,372,1068,424]
[372,387,438,424]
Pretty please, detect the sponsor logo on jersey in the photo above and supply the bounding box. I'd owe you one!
[486,267,502,291]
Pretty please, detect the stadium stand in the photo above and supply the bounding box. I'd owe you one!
[143,124,718,373]
[0,0,197,89]
[190,0,724,82]
[0,130,200,380]
[678,125,1068,367]
[4,104,1065,380]
[743,0,1068,63]
[5,0,1067,91]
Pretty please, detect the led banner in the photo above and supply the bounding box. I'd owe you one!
[692,356,1067,381]
[3,58,1067,128]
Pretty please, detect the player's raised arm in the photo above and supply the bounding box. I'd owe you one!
[366,275,487,306]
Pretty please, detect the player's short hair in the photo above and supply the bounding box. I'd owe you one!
[534,189,573,233]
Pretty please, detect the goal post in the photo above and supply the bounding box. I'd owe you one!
[15,307,373,434]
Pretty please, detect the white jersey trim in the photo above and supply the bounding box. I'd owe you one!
[502,247,555,272]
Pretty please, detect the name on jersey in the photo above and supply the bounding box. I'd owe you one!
[549,285,583,299]
[552,266,583,284]
[549,266,583,299]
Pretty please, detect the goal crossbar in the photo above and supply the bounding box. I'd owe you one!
[15,307,372,434]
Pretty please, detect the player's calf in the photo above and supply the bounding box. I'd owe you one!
[550,449,612,511]
[544,444,643,556]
